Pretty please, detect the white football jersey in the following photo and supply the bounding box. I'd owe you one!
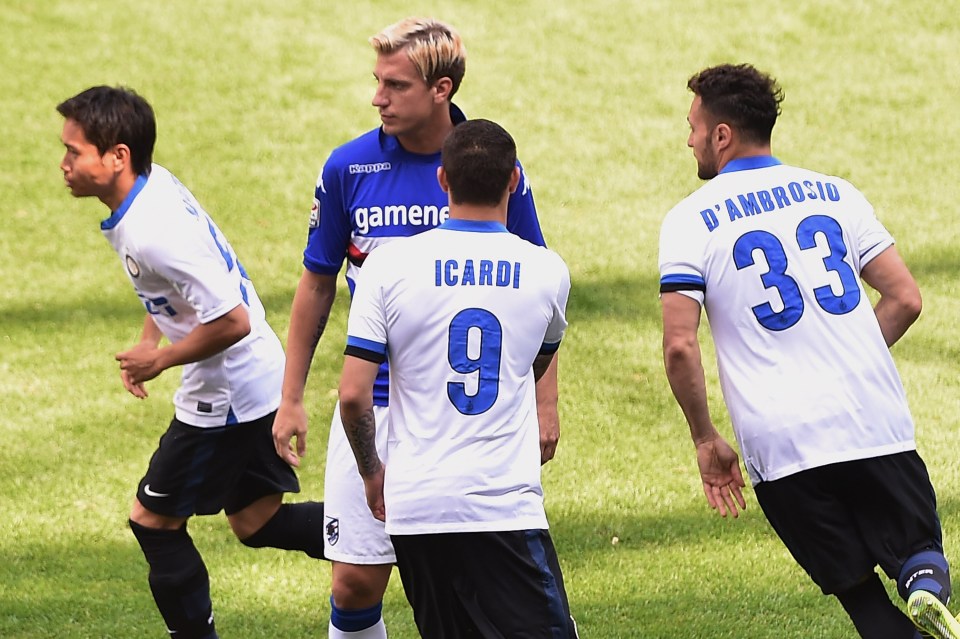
[659,157,915,485]
[101,164,283,427]
[345,219,570,535]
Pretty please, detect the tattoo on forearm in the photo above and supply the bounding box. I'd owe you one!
[344,407,381,477]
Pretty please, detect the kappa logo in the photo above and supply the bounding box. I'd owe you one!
[348,162,391,174]
[143,484,171,498]
[325,516,340,546]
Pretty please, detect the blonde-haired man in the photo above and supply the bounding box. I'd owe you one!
[273,17,559,638]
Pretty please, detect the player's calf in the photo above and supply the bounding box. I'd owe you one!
[129,519,217,639]
[238,501,326,559]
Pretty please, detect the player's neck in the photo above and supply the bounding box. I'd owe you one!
[99,171,139,212]
[448,204,507,225]
[396,107,455,155]
[718,142,772,172]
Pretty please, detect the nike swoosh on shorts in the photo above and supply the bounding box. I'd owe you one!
[143,484,171,498]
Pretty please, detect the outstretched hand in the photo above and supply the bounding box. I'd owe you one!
[695,437,747,518]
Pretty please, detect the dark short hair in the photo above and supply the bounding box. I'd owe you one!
[687,64,783,144]
[57,86,156,176]
[441,119,517,207]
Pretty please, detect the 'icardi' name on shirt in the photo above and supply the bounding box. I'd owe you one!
[699,179,840,232]
[435,259,521,288]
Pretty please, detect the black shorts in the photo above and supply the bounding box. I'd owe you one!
[391,529,578,639]
[754,450,942,595]
[136,411,300,517]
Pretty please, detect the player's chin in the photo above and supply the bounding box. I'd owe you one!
[65,182,89,197]
[379,118,402,136]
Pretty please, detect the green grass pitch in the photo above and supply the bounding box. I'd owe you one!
[1,1,958,637]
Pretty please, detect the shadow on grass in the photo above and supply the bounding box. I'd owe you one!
[0,536,331,639]
[565,271,661,326]
[3,494,958,639]
[0,270,665,334]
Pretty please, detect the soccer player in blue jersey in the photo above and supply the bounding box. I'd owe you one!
[659,64,959,639]
[57,86,326,639]
[271,17,560,639]
[338,118,577,637]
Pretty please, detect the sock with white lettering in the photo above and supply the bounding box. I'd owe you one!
[898,549,952,604]
[329,597,387,639]
[129,520,218,639]
[239,501,326,560]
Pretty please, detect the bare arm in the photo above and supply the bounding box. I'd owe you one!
[338,354,385,521]
[116,304,250,387]
[118,315,162,398]
[272,270,338,466]
[661,292,745,518]
[859,245,922,347]
[534,352,560,464]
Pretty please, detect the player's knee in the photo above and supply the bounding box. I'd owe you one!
[898,549,951,604]
[331,564,391,608]
[129,519,206,586]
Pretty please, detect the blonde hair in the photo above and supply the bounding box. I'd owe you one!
[370,17,466,98]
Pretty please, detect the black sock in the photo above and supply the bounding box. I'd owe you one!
[836,572,918,639]
[129,520,218,639]
[239,501,326,560]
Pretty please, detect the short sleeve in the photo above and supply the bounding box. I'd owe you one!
[303,158,352,275]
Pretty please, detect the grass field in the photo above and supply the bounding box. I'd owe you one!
[2,1,959,637]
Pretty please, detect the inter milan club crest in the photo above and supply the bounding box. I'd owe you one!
[125,254,141,278]
[325,516,340,546]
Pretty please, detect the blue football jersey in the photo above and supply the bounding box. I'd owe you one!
[303,104,545,405]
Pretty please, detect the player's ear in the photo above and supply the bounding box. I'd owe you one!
[713,123,732,151]
[437,166,450,192]
[507,166,521,194]
[432,77,453,103]
[105,143,132,173]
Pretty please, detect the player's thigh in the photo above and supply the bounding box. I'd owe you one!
[223,411,299,516]
[755,465,875,594]
[137,413,291,519]
[391,534,478,637]
[847,451,943,580]
[323,403,396,565]
[459,530,573,637]
[136,417,248,517]
[394,531,574,638]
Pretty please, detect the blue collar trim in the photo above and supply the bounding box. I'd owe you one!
[439,218,508,233]
[719,155,781,175]
[101,174,149,230]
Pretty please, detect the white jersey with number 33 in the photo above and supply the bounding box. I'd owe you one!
[659,157,915,485]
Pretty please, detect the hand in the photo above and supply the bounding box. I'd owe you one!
[362,465,386,522]
[120,369,149,399]
[538,405,559,465]
[115,342,164,386]
[695,437,747,518]
[273,400,308,467]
